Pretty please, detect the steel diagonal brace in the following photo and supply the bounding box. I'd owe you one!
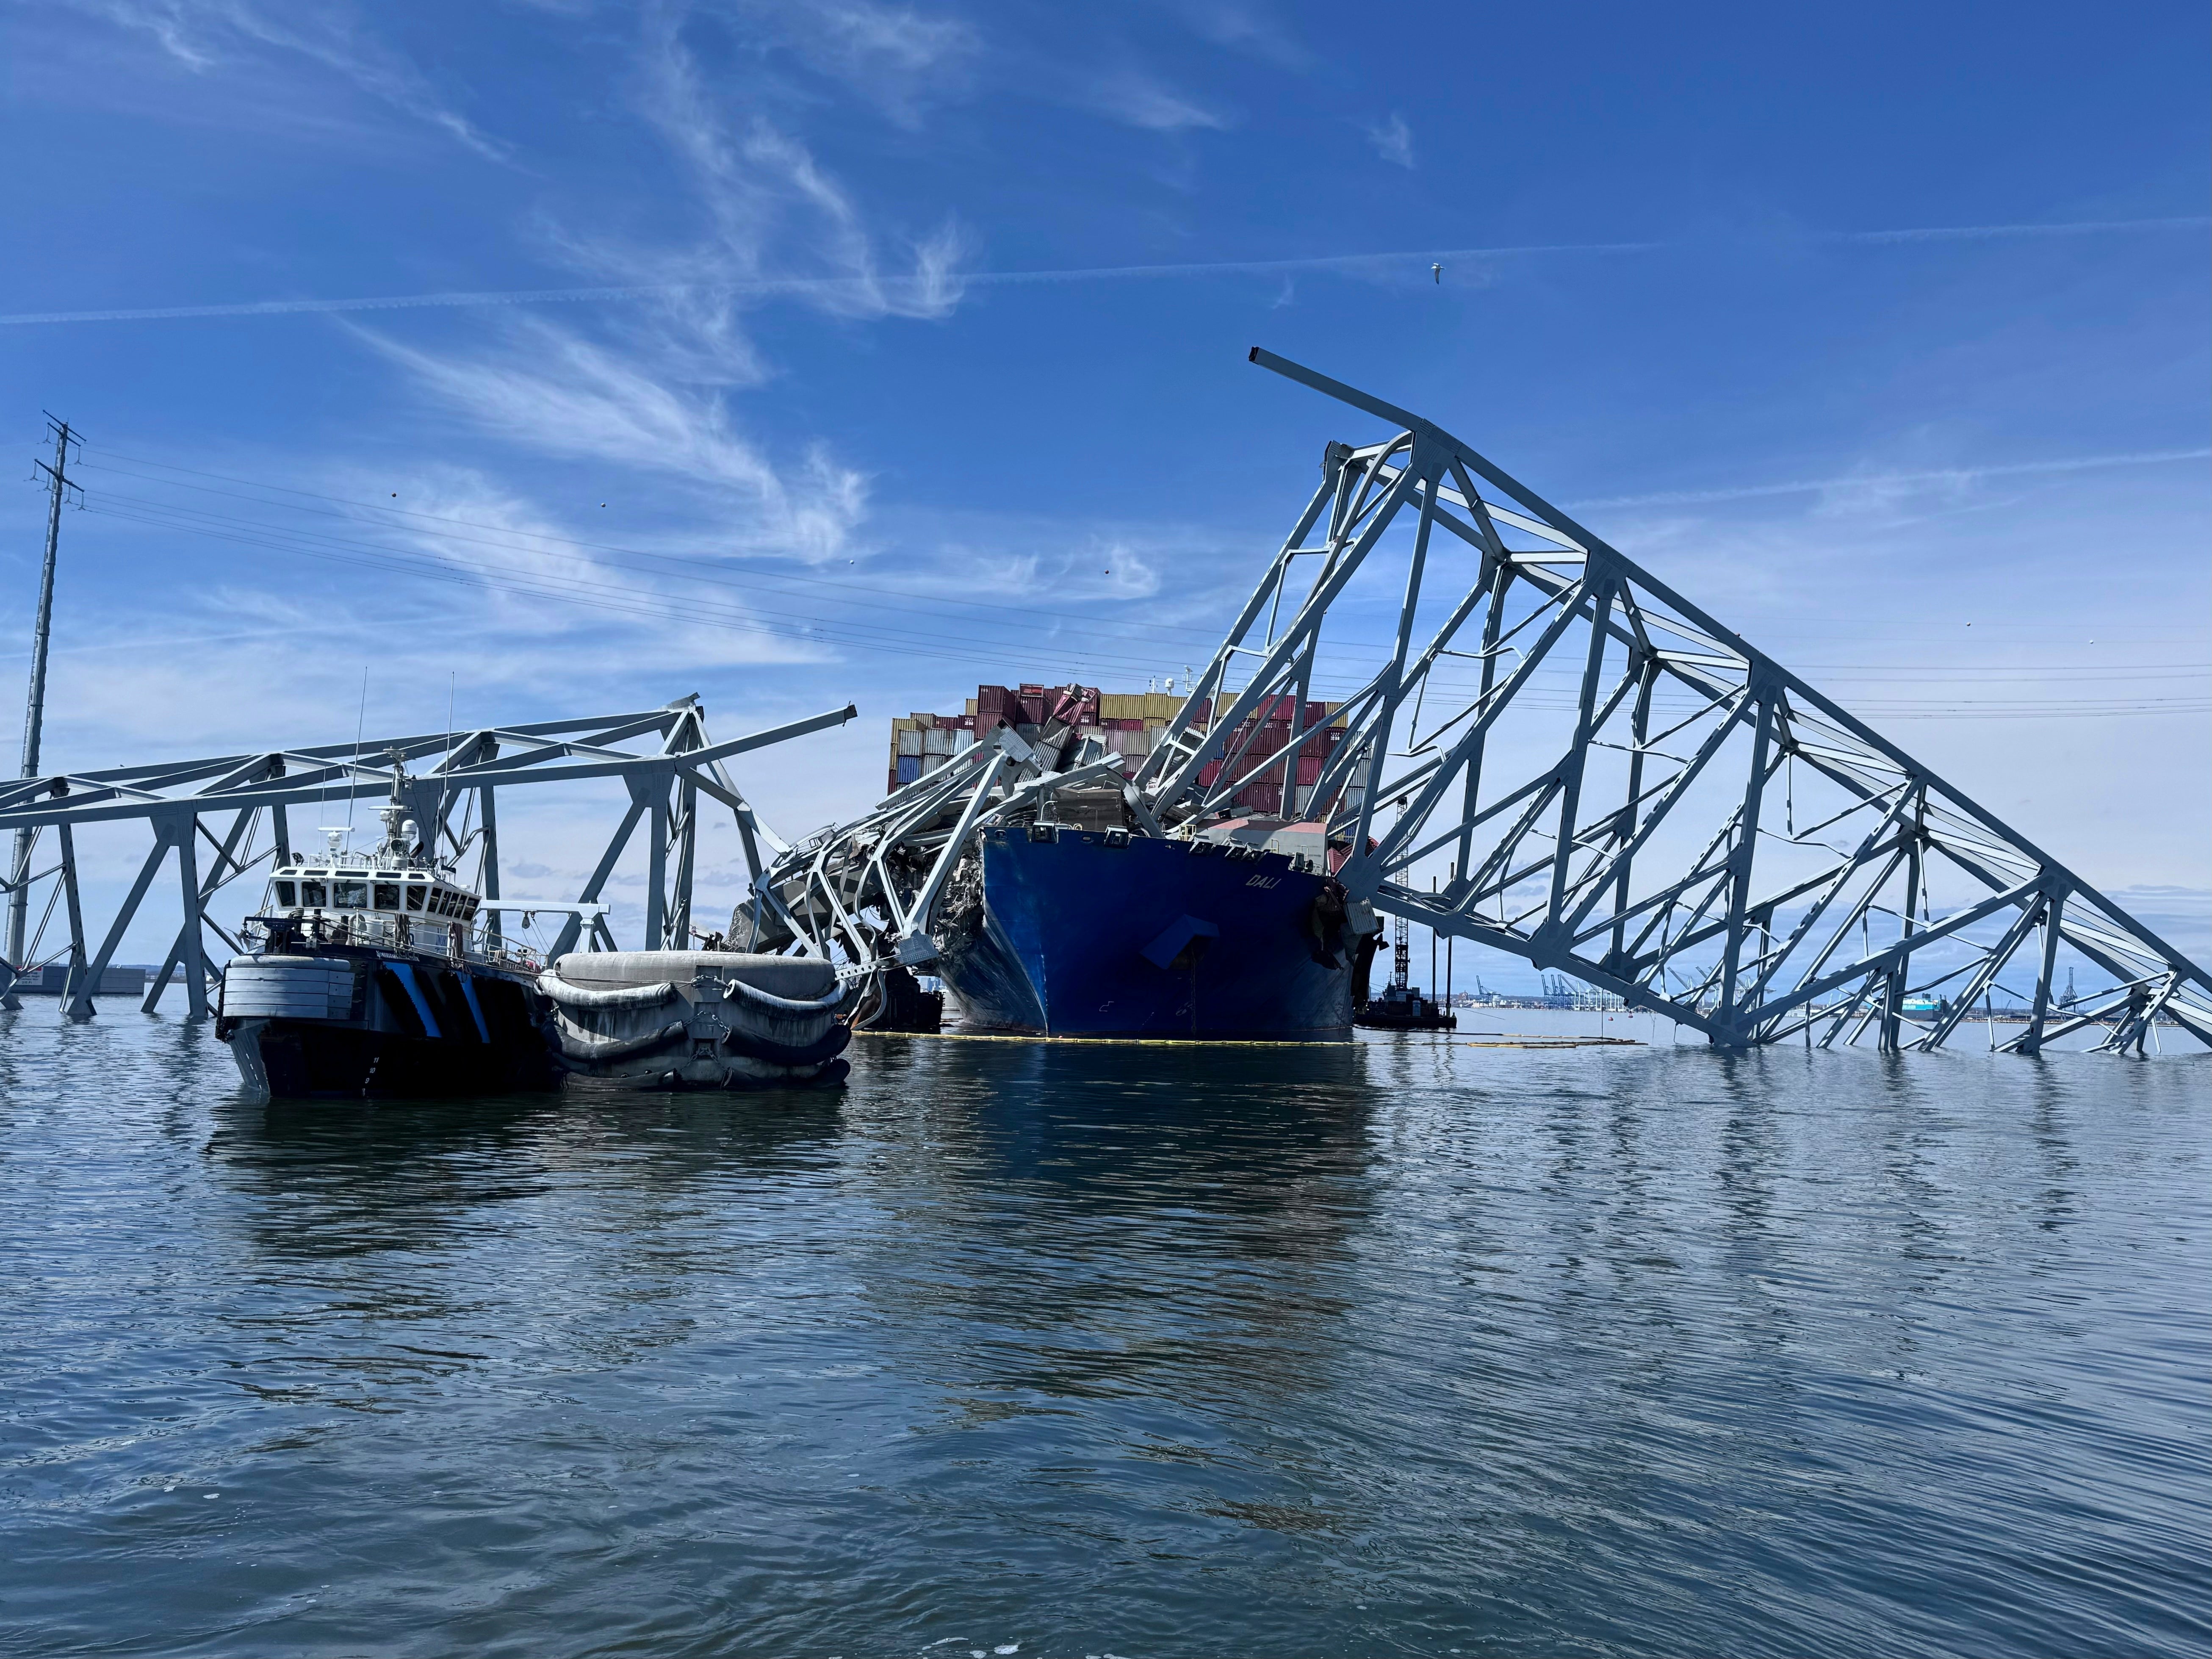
[1734,784,1919,1005]
[1131,471,1340,792]
[1560,688,1751,942]
[1354,573,1595,889]
[1381,884,1715,1036]
[1152,460,1424,806]
[1908,903,2046,1050]
[892,753,1013,959]
[1751,879,2047,1030]
[1456,780,1563,912]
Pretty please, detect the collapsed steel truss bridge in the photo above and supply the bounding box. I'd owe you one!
[759,350,2207,1054]
[0,698,851,1018]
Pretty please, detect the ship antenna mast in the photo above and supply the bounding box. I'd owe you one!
[344,666,367,838]
[435,671,454,872]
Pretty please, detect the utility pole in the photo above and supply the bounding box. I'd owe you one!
[7,417,78,975]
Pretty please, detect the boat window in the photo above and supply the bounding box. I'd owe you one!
[374,882,401,910]
[405,882,426,912]
[300,881,327,907]
[333,879,368,908]
[461,897,478,921]
[272,881,296,907]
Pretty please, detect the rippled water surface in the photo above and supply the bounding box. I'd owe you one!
[2,1010,2206,1657]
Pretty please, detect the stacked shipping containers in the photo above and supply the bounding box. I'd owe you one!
[888,681,1346,816]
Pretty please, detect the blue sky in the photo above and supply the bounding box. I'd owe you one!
[2,0,2206,971]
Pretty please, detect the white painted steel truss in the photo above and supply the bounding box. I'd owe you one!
[743,722,1138,980]
[745,350,2204,1053]
[1127,349,2209,1052]
[0,697,853,1019]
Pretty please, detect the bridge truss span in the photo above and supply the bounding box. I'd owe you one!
[0,697,855,1019]
[1130,349,2209,1052]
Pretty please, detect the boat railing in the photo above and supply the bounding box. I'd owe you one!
[240,911,543,974]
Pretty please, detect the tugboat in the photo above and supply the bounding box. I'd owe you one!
[216,777,556,1100]
[218,768,859,1099]
[1353,915,1456,1032]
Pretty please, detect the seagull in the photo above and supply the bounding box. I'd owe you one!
[1432,263,1442,284]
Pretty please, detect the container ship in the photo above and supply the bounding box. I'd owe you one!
[775,681,1381,1042]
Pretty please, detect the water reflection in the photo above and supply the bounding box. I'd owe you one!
[0,1014,2202,1659]
[844,1037,1380,1419]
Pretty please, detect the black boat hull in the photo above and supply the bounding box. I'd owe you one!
[227,1016,556,1100]
[219,944,555,1101]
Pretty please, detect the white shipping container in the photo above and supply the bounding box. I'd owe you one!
[896,728,923,757]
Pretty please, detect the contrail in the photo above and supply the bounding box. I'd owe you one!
[1569,447,2212,511]
[0,217,2202,327]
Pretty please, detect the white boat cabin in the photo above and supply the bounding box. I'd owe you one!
[263,816,479,928]
[266,864,480,925]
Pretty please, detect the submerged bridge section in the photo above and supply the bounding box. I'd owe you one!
[0,698,852,1019]
[759,351,2205,1055]
[1130,350,2209,1053]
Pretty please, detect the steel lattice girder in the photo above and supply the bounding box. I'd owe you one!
[744,723,1137,975]
[0,697,854,1017]
[1124,349,2209,1052]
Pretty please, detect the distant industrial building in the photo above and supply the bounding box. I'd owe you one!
[16,965,148,997]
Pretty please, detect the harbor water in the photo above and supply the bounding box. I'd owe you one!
[1,1010,2205,1657]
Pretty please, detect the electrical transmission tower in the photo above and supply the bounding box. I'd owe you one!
[5,417,78,995]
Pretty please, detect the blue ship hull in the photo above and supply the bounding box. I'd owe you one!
[936,827,1357,1041]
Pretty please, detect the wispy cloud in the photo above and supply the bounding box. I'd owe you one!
[1168,0,1312,71]
[1568,447,2212,512]
[774,0,980,125]
[1085,68,1231,131]
[63,0,507,158]
[1365,111,1413,168]
[324,4,972,569]
[352,316,871,564]
[583,11,971,331]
